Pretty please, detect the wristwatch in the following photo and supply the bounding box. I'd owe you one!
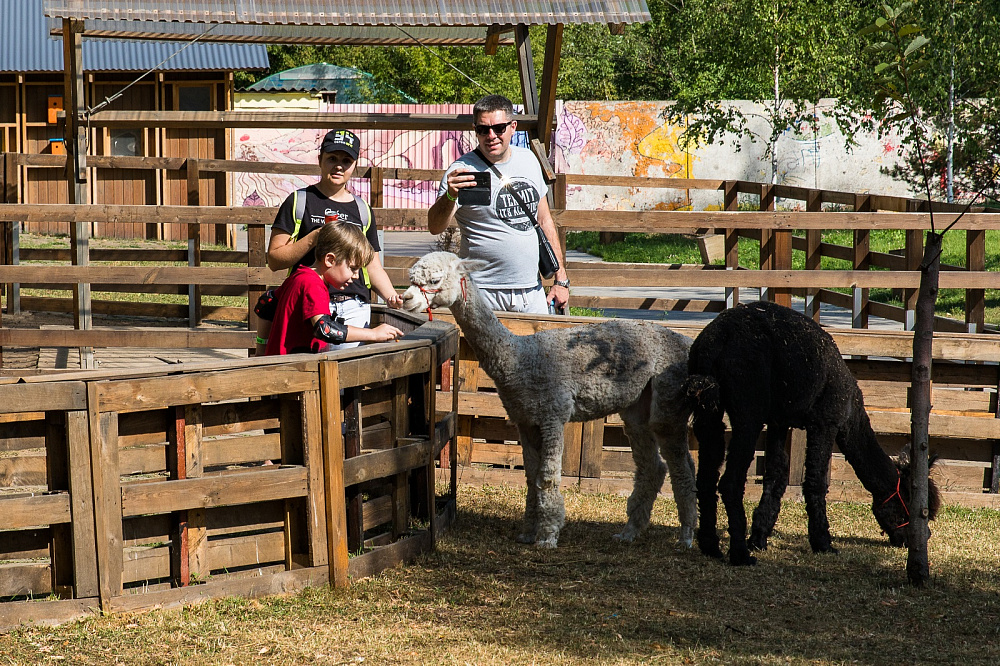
[553,279,571,288]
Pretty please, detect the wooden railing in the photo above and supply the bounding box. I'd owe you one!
[0,309,459,631]
[439,311,1000,506]
[1,152,998,363]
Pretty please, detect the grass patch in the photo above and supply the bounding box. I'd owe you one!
[2,484,997,664]
[567,229,1000,325]
[14,234,248,310]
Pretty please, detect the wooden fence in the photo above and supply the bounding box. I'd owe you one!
[1,152,998,346]
[0,309,460,631]
[437,311,1000,508]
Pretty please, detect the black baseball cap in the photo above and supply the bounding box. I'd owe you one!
[320,129,360,161]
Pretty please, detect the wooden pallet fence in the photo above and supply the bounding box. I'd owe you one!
[0,313,459,631]
[434,311,1000,508]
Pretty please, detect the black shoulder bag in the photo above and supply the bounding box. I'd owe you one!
[473,149,560,280]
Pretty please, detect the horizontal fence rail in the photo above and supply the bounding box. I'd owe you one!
[437,312,1000,509]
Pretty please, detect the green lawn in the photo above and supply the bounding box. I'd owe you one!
[567,230,1000,325]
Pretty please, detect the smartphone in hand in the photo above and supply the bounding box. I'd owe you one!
[458,171,491,206]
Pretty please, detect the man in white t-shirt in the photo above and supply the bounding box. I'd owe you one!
[427,95,570,314]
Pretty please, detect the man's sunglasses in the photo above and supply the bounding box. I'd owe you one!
[474,121,514,136]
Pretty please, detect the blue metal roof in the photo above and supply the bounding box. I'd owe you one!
[0,0,268,73]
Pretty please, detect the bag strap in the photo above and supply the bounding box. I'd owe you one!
[473,148,541,230]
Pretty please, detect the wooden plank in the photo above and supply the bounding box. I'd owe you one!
[96,364,318,412]
[65,410,99,599]
[300,389,328,568]
[0,597,97,633]
[88,386,124,610]
[0,203,273,225]
[319,360,349,588]
[0,493,71,529]
[343,440,433,487]
[0,327,254,350]
[0,264,277,286]
[347,530,433,581]
[579,419,606,479]
[120,467,308,517]
[0,383,87,413]
[561,421,583,478]
[86,110,539,131]
[439,390,508,418]
[105,567,329,616]
[336,346,432,388]
[207,530,286,570]
[869,410,1000,440]
[549,209,1000,231]
[390,377,409,539]
[0,452,46,487]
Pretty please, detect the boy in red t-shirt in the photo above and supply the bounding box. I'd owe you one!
[262,223,402,356]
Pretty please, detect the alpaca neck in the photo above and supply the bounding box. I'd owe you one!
[840,395,898,501]
[448,278,519,383]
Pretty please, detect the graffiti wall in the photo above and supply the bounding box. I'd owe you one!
[233,99,910,215]
[554,99,909,211]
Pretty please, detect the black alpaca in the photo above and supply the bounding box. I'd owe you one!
[686,301,940,566]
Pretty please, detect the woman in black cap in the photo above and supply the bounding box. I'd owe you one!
[260,129,401,352]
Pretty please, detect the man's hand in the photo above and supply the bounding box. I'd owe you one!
[547,284,569,311]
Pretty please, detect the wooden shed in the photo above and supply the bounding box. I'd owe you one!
[1,0,268,242]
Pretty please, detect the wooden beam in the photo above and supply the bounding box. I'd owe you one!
[85,111,540,131]
[537,24,563,150]
[514,25,539,118]
[62,18,93,369]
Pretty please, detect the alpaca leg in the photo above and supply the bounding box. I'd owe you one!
[693,412,726,560]
[532,422,567,549]
[719,425,762,566]
[749,424,790,551]
[657,419,698,549]
[614,414,666,543]
[517,429,542,544]
[803,427,838,554]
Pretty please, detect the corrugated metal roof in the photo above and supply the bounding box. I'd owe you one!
[42,1,649,45]
[44,1,652,25]
[1,0,268,73]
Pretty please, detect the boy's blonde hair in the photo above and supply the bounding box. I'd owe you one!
[314,222,374,267]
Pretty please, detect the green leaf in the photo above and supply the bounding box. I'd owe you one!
[874,62,895,74]
[888,111,913,122]
[904,34,931,58]
[898,24,922,37]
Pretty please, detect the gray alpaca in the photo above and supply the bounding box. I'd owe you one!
[401,252,697,549]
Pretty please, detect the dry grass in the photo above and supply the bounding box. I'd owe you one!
[2,484,999,665]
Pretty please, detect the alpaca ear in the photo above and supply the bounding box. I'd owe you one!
[458,259,489,275]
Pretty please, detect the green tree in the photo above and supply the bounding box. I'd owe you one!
[852,0,1000,202]
[660,0,870,182]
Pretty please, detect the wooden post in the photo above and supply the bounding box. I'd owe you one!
[66,410,98,599]
[804,190,822,322]
[87,384,123,610]
[369,166,384,209]
[554,173,568,273]
[724,181,740,308]
[319,361,350,587]
[186,158,203,326]
[391,376,410,540]
[247,222,266,356]
[342,387,364,553]
[63,19,94,368]
[966,229,985,333]
[852,195,872,329]
[903,199,922,330]
[536,24,564,151]
[759,184,776,303]
[514,24,539,119]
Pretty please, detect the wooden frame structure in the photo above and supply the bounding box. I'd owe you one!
[0,307,460,630]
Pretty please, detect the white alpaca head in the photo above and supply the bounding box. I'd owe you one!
[400,252,489,314]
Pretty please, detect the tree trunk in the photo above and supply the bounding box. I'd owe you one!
[908,231,941,586]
